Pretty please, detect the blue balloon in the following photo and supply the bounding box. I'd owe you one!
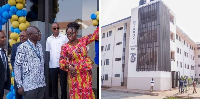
[10,85,14,91]
[10,6,17,14]
[6,92,14,99]
[12,71,15,77]
[13,96,15,99]
[0,25,2,31]
[22,10,27,16]
[9,11,14,18]
[1,18,8,24]
[0,7,3,15]
[12,89,15,95]
[2,5,7,11]
[91,13,97,20]
[5,4,11,11]
[14,28,20,34]
[2,11,9,19]
[16,10,24,17]
[11,27,15,32]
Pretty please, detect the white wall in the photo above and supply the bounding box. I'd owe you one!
[175,32,195,79]
[101,26,115,86]
[195,45,200,79]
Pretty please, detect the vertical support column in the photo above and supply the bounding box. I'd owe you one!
[44,0,50,98]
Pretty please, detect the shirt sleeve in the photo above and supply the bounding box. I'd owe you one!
[81,27,99,45]
[59,45,69,72]
[46,38,51,51]
[14,45,25,88]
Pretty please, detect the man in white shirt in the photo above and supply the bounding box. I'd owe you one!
[46,22,68,99]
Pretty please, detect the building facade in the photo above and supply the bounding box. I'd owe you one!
[101,0,197,91]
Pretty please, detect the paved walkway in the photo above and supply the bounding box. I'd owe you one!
[102,86,200,99]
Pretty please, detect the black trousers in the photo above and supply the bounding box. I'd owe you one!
[14,80,23,99]
[50,68,67,99]
[0,89,4,99]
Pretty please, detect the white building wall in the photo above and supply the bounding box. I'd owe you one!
[176,29,195,79]
[101,28,114,86]
[101,23,127,86]
[195,44,200,79]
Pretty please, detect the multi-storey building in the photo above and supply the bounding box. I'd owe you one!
[101,0,197,90]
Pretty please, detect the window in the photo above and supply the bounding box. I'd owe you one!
[115,58,121,61]
[179,36,181,41]
[180,49,181,54]
[104,74,108,80]
[170,33,174,41]
[107,44,110,51]
[197,47,200,50]
[198,55,200,58]
[101,60,102,66]
[191,65,194,70]
[187,43,188,47]
[177,61,178,67]
[171,51,175,60]
[185,64,186,68]
[177,48,179,53]
[115,74,120,77]
[190,45,191,49]
[176,34,178,40]
[180,62,182,68]
[198,64,200,67]
[105,45,107,51]
[116,42,122,45]
[188,65,189,69]
[106,59,109,65]
[101,46,104,52]
[107,32,108,37]
[118,27,123,30]
[184,40,185,45]
[109,31,112,36]
[102,33,105,38]
[199,74,200,76]
[195,74,196,76]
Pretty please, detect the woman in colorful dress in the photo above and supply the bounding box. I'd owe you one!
[59,22,99,99]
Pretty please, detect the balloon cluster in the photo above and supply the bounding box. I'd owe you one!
[0,0,29,99]
[8,0,30,47]
[90,11,99,26]
[6,71,16,99]
[91,11,99,66]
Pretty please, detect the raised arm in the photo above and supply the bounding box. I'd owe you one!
[82,27,99,45]
[14,45,25,88]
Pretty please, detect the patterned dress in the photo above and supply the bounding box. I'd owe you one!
[59,27,99,99]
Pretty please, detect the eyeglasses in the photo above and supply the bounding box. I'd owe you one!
[66,32,76,37]
[53,27,60,30]
[31,31,42,36]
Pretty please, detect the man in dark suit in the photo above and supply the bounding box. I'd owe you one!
[11,31,28,99]
[0,30,11,99]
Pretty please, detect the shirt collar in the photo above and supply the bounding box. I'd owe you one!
[51,33,61,38]
[27,39,39,47]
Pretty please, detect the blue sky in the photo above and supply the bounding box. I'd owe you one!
[101,0,200,42]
